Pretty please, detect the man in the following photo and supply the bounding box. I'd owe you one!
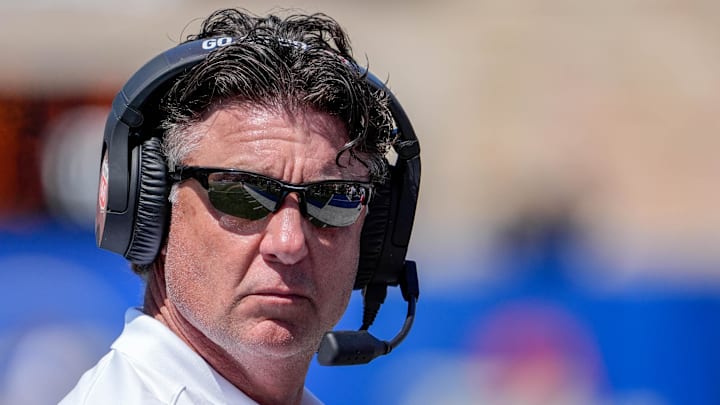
[61,7,420,405]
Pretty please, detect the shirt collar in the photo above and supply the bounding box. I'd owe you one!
[112,308,322,405]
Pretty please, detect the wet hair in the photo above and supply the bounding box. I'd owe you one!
[161,8,394,183]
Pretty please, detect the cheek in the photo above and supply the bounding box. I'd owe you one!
[163,208,214,317]
[318,222,362,271]
[163,195,244,322]
[313,223,364,319]
[164,189,263,300]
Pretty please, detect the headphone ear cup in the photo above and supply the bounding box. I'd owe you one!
[356,181,392,290]
[125,136,169,264]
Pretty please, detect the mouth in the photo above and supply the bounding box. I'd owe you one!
[234,288,315,322]
[251,289,311,303]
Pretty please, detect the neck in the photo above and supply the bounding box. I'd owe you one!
[143,261,312,405]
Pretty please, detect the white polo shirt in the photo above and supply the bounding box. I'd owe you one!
[60,308,323,405]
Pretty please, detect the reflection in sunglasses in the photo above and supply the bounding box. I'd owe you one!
[177,166,373,228]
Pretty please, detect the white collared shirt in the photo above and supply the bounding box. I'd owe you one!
[59,308,323,405]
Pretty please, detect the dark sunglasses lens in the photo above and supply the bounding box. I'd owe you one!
[204,172,370,227]
[206,173,281,220]
[306,183,370,227]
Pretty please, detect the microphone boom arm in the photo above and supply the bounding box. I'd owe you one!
[317,261,419,366]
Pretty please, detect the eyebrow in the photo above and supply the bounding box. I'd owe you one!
[216,156,369,182]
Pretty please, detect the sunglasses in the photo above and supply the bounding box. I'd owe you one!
[170,166,373,228]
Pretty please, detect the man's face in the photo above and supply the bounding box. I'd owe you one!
[163,105,367,359]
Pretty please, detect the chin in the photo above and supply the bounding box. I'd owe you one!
[228,319,322,359]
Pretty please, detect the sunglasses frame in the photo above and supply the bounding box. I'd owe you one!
[169,165,374,227]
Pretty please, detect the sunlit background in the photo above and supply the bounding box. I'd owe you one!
[1,1,719,404]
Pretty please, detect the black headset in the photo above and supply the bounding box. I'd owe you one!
[95,37,421,365]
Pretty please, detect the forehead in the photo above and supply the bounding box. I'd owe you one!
[185,104,366,179]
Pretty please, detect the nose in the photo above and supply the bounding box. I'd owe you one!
[259,193,309,265]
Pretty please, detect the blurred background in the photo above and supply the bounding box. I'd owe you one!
[1,0,719,404]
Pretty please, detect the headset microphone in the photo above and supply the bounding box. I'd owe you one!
[317,261,419,366]
[316,71,421,366]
